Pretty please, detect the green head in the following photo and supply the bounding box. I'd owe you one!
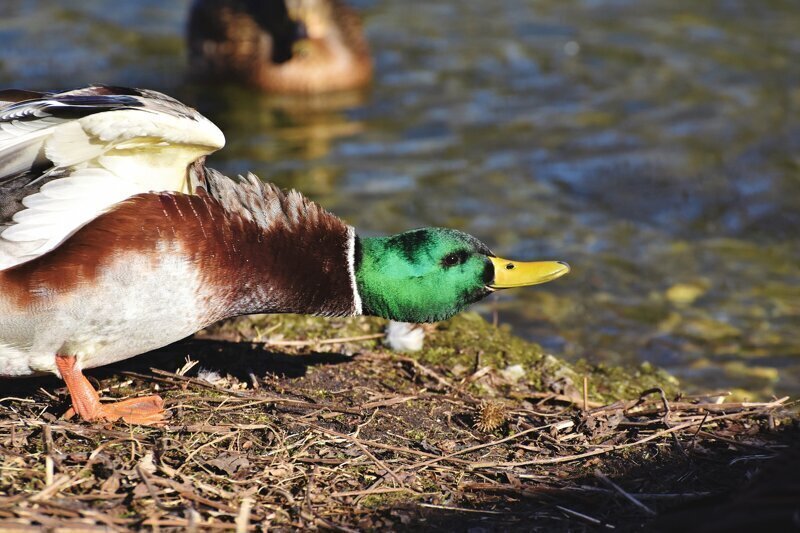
[354,228,570,323]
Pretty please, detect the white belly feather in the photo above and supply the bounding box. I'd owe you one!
[0,250,211,376]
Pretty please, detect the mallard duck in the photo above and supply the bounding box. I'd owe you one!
[0,86,569,425]
[187,0,372,93]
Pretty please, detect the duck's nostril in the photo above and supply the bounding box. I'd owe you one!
[506,263,515,270]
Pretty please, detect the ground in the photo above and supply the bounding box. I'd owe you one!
[0,313,797,531]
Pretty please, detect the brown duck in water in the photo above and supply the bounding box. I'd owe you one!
[187,0,372,93]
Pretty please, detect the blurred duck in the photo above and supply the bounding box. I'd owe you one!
[0,86,568,424]
[187,0,373,93]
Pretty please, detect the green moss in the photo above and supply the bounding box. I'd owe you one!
[210,311,681,402]
[416,313,555,388]
[575,361,680,401]
[418,313,679,402]
[405,429,427,441]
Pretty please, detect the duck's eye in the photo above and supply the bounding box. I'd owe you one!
[442,252,466,267]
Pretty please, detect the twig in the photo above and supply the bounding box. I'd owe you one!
[594,470,656,516]
[298,420,474,465]
[406,424,555,471]
[418,503,505,515]
[636,388,671,427]
[555,505,611,527]
[136,465,176,512]
[583,376,589,412]
[688,412,709,451]
[176,432,236,474]
[330,487,417,498]
[235,497,253,533]
[350,438,407,488]
[0,397,36,403]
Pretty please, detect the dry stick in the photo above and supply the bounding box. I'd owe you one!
[569,485,711,499]
[0,397,36,403]
[633,400,781,414]
[303,421,407,487]
[330,487,418,498]
[136,465,175,512]
[23,419,133,440]
[45,456,54,487]
[470,403,787,469]
[176,432,237,475]
[142,519,234,530]
[235,498,253,533]
[529,390,604,409]
[134,369,365,415]
[583,376,589,412]
[459,481,711,501]
[636,387,671,426]
[360,352,454,389]
[150,477,239,514]
[349,438,407,488]
[28,474,72,502]
[555,505,609,527]
[360,395,419,410]
[298,420,475,465]
[404,423,556,471]
[688,412,709,451]
[697,430,780,452]
[28,437,140,502]
[594,470,656,516]
[418,503,506,515]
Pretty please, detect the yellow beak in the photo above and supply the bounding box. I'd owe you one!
[488,257,570,289]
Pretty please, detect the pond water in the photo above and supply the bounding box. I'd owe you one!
[2,0,798,398]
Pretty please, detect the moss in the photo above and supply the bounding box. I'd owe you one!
[415,313,556,389]
[210,311,682,402]
[404,429,427,441]
[576,361,680,402]
[417,313,679,401]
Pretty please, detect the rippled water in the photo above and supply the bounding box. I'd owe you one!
[2,0,799,397]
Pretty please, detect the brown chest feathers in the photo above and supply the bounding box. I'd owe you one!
[1,180,358,320]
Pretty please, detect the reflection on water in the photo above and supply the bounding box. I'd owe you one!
[1,0,798,397]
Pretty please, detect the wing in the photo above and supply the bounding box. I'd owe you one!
[0,85,225,270]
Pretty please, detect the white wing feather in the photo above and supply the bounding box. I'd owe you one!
[0,87,225,270]
[1,169,138,266]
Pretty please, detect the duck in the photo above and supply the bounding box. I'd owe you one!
[0,86,569,425]
[187,0,373,93]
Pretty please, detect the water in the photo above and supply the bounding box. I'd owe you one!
[1,0,798,397]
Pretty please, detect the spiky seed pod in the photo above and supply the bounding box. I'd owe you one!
[475,400,508,432]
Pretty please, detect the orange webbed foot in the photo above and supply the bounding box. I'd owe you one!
[64,395,167,426]
[57,354,167,426]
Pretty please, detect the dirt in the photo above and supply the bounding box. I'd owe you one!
[0,313,797,531]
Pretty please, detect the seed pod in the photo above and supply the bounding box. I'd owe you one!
[475,400,508,432]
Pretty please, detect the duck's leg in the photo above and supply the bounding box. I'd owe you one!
[55,354,166,425]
